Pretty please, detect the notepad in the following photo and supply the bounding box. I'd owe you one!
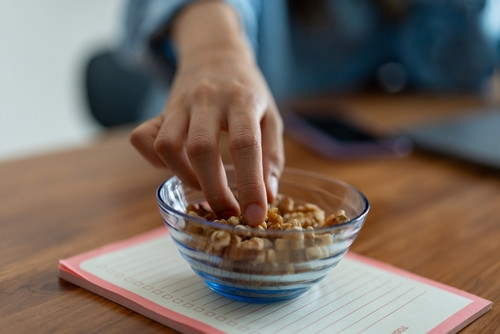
[59,228,491,334]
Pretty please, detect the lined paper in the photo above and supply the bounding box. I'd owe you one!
[59,228,491,334]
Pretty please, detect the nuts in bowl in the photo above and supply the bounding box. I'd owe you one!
[157,166,369,303]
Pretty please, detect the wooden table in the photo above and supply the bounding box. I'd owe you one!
[1,94,499,333]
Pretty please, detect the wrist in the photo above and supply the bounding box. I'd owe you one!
[172,1,254,67]
[179,43,254,73]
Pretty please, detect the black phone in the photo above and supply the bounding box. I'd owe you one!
[282,108,412,159]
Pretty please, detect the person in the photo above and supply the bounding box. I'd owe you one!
[119,0,499,226]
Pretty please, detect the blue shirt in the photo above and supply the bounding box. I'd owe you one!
[120,0,499,119]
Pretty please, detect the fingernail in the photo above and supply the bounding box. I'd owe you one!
[268,175,279,199]
[245,204,265,226]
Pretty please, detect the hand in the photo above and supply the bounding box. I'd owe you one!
[130,46,284,226]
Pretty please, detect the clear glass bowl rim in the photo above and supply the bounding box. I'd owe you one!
[156,166,370,235]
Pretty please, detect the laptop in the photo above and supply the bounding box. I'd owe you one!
[405,106,500,171]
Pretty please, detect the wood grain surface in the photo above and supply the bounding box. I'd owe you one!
[1,93,498,333]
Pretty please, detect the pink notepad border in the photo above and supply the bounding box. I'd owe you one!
[345,253,491,333]
[59,227,492,334]
[59,228,223,334]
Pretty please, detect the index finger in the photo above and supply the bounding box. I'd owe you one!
[187,105,240,219]
[227,106,267,227]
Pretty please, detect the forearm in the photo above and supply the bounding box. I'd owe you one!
[171,1,255,67]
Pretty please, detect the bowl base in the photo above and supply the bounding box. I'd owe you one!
[204,280,310,303]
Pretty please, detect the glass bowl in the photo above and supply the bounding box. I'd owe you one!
[157,166,369,303]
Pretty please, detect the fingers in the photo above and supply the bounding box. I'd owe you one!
[130,111,201,190]
[129,116,166,168]
[130,69,284,227]
[154,110,201,190]
[261,107,285,203]
[187,105,240,218]
[227,98,268,226]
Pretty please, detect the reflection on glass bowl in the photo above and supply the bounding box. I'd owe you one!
[157,166,369,303]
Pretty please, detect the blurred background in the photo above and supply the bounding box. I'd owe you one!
[1,0,499,163]
[0,0,122,161]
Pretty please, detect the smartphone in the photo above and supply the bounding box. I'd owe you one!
[282,108,412,159]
